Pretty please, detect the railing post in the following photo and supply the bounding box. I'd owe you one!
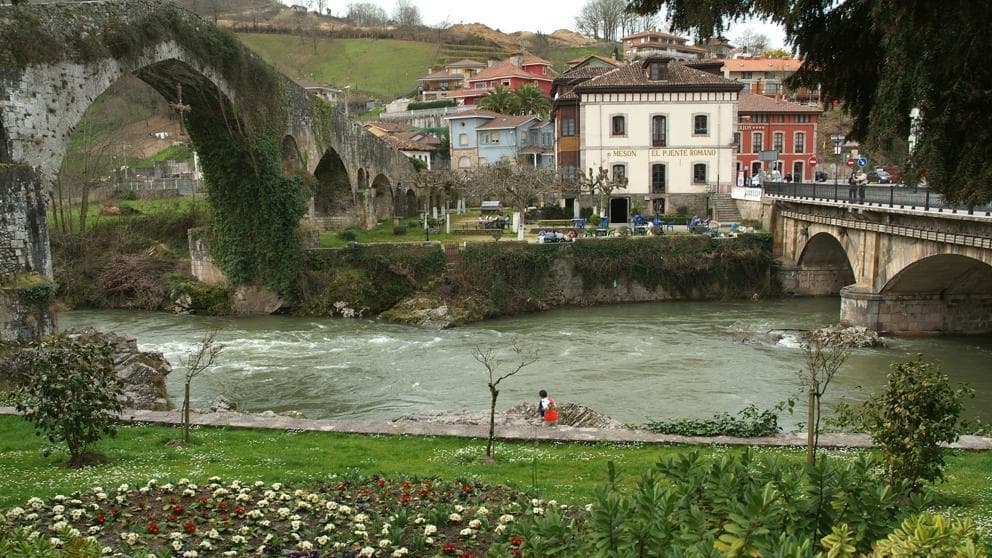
[889,186,894,208]
[793,181,797,197]
[925,189,930,211]
[834,182,838,202]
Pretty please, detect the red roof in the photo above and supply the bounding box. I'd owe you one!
[363,121,404,132]
[445,59,487,68]
[737,92,822,113]
[468,60,553,84]
[576,59,741,93]
[445,88,492,99]
[520,53,553,67]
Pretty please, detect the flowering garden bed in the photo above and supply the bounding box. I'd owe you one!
[0,476,549,557]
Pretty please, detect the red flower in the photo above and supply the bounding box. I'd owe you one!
[169,514,178,522]
[148,523,159,534]
[420,490,431,497]
[511,550,522,556]
[510,537,524,547]
[95,514,105,525]
[377,479,386,487]
[459,553,475,558]
[172,505,184,514]
[110,508,119,516]
[217,502,229,511]
[443,543,458,554]
[400,494,412,504]
[463,484,473,492]
[234,507,245,515]
[169,497,177,504]
[184,521,196,534]
[400,481,411,489]
[199,497,209,505]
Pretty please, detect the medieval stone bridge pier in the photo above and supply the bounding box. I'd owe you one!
[768,198,992,334]
[0,0,416,341]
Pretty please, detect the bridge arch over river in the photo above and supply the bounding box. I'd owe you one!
[772,198,992,334]
[0,0,416,341]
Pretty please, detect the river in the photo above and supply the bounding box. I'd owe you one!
[61,298,992,429]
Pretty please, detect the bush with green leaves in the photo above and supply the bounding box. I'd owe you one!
[13,335,123,467]
[862,356,972,488]
[512,450,921,556]
[642,403,786,437]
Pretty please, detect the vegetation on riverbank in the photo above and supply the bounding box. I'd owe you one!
[0,415,989,555]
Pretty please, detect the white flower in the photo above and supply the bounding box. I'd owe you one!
[182,551,199,558]
[101,548,113,555]
[531,498,542,506]
[454,505,464,513]
[333,542,346,550]
[423,524,437,536]
[353,523,367,532]
[48,537,62,548]
[178,478,190,486]
[353,513,369,524]
[323,522,337,532]
[208,528,220,539]
[325,501,338,511]
[291,520,302,531]
[316,535,330,545]
[413,516,425,525]
[231,535,247,544]
[425,536,434,544]
[213,488,229,498]
[24,513,38,521]
[254,481,265,488]
[460,527,476,537]
[5,507,24,520]
[69,509,83,520]
[585,503,594,512]
[182,489,196,497]
[469,519,482,529]
[298,540,314,550]
[354,529,369,540]
[27,497,44,510]
[379,538,391,548]
[449,512,462,523]
[199,540,213,550]
[117,483,130,493]
[172,540,184,551]
[120,532,140,545]
[271,483,283,491]
[277,507,291,518]
[170,532,185,540]
[51,505,65,514]
[50,521,67,532]
[223,553,238,557]
[476,506,489,516]
[88,526,101,534]
[494,524,506,535]
[498,514,514,524]
[533,507,545,515]
[391,548,409,557]
[359,546,375,557]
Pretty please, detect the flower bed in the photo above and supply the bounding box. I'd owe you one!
[0,476,549,557]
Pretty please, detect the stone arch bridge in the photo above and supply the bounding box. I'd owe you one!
[770,198,992,334]
[0,0,417,281]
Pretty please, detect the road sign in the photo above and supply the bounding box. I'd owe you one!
[846,158,855,168]
[857,157,868,167]
[808,156,818,167]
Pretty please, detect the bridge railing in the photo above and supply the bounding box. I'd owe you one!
[763,182,992,216]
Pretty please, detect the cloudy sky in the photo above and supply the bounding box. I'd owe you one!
[323,1,789,49]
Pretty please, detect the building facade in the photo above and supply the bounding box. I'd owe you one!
[446,110,552,170]
[621,29,706,61]
[575,57,742,220]
[719,58,819,104]
[736,92,821,183]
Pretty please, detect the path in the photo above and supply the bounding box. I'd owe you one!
[2,407,989,450]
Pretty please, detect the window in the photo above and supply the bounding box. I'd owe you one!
[692,163,707,184]
[733,132,741,149]
[794,132,806,154]
[773,132,784,152]
[649,62,667,80]
[651,164,666,194]
[611,115,626,136]
[693,114,709,135]
[458,133,468,146]
[752,114,769,123]
[612,164,626,183]
[561,117,576,137]
[542,131,553,146]
[742,71,752,79]
[796,115,811,123]
[563,165,577,181]
[502,79,510,86]
[480,132,500,145]
[752,132,764,153]
[458,156,471,168]
[651,115,667,147]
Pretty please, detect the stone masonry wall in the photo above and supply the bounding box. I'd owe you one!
[1,165,50,279]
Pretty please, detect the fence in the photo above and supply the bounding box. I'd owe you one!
[762,182,992,216]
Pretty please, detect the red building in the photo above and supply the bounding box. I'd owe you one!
[550,63,616,183]
[461,55,554,105]
[736,92,821,183]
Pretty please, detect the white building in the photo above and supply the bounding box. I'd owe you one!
[575,56,742,219]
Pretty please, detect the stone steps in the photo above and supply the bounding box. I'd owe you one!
[712,193,741,223]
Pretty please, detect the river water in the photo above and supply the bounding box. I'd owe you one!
[61,299,992,428]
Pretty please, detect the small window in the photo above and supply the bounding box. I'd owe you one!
[742,71,752,79]
[752,132,764,153]
[693,163,707,184]
[458,156,471,168]
[649,61,667,80]
[611,115,626,136]
[773,132,784,152]
[797,115,811,123]
[651,164,666,194]
[612,164,626,183]
[563,165,577,180]
[651,115,667,147]
[561,117,576,137]
[458,133,468,146]
[693,114,709,135]
[794,132,806,153]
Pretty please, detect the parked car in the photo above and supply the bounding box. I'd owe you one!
[814,171,828,182]
[867,169,892,184]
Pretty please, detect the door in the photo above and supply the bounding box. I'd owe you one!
[610,197,629,224]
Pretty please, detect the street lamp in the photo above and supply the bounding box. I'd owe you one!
[830,133,845,187]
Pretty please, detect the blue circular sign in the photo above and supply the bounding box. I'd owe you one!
[857,157,868,167]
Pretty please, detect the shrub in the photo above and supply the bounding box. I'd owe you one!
[642,403,786,437]
[338,229,357,242]
[869,513,988,556]
[13,335,123,467]
[862,356,972,488]
[393,225,408,235]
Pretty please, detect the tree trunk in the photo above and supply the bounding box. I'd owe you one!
[183,381,191,444]
[487,387,498,458]
[78,182,90,232]
[806,388,816,465]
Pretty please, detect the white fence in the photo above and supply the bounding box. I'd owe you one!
[731,186,763,202]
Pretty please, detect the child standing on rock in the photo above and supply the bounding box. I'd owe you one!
[537,389,558,425]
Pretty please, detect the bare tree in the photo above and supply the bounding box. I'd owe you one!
[414,169,464,218]
[797,331,849,464]
[179,330,224,445]
[346,2,388,27]
[578,165,628,218]
[463,161,557,221]
[392,0,421,28]
[473,339,538,459]
[734,29,770,56]
[54,117,116,234]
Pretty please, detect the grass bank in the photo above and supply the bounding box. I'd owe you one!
[0,416,989,529]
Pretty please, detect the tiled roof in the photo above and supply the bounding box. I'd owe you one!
[393,131,442,145]
[566,54,622,68]
[720,58,803,73]
[477,114,539,130]
[381,134,436,152]
[445,88,491,99]
[622,29,688,42]
[555,84,578,102]
[575,58,742,93]
[629,42,707,53]
[737,92,822,113]
[521,53,553,67]
[446,59,487,68]
[468,60,553,83]
[420,70,462,81]
[364,121,404,132]
[444,108,500,119]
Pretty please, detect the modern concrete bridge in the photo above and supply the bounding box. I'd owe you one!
[765,189,992,335]
[0,0,417,341]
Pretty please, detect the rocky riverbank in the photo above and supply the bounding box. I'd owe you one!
[66,329,173,410]
[394,401,628,429]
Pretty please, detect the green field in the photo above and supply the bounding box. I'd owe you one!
[236,33,435,99]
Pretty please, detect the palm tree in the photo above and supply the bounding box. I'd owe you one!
[512,84,550,119]
[479,86,518,114]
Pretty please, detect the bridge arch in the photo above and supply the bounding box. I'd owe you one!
[783,231,856,296]
[371,174,393,222]
[403,188,418,218]
[312,147,352,224]
[881,254,992,296]
[281,134,303,175]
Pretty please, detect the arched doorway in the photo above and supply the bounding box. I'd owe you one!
[794,232,856,295]
[404,189,418,217]
[371,174,393,221]
[281,135,303,175]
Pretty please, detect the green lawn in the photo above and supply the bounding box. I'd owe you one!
[0,416,990,530]
[49,196,210,233]
[236,33,434,99]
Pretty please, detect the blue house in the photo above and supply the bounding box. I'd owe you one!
[447,110,555,170]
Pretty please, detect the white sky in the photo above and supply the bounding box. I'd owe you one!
[319,1,789,50]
